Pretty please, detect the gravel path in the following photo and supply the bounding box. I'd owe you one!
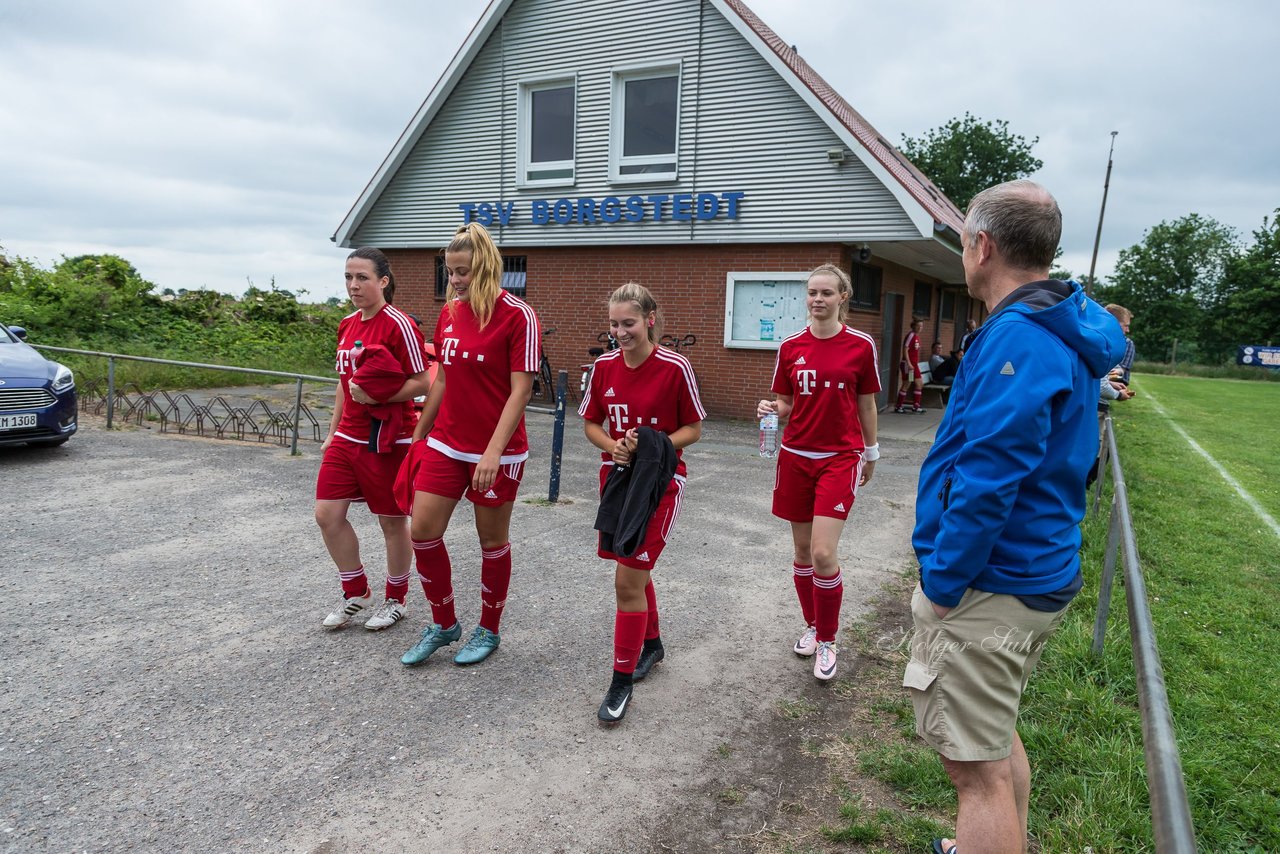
[0,410,924,853]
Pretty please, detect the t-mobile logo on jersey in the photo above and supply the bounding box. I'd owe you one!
[607,403,629,432]
[439,337,460,365]
[796,369,819,395]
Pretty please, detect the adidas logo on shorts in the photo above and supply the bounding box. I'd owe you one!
[485,489,498,499]
[834,502,846,512]
[636,551,650,562]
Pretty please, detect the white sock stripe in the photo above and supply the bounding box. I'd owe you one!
[412,537,444,550]
[792,565,814,576]
[387,572,411,584]
[482,543,512,559]
[813,573,843,589]
[339,568,366,580]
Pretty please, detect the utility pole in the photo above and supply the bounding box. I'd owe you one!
[1086,131,1118,297]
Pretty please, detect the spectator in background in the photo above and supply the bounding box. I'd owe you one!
[959,317,979,353]
[1104,304,1135,384]
[929,341,947,373]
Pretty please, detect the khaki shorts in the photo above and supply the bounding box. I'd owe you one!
[903,583,1068,761]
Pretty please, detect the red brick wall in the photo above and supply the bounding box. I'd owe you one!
[383,244,946,418]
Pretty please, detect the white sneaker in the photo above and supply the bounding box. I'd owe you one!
[322,592,373,628]
[814,641,837,681]
[364,599,407,631]
[793,625,818,657]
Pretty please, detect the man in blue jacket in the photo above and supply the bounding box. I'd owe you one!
[904,180,1126,854]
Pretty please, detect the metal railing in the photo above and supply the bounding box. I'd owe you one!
[1090,414,1197,852]
[36,345,332,455]
[34,346,571,501]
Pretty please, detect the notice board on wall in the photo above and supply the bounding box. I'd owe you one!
[725,274,810,349]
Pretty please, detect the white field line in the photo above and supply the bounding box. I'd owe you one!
[1145,389,1280,540]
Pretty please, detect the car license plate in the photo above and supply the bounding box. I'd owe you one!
[0,413,38,431]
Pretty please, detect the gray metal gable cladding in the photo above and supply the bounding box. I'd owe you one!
[350,0,918,249]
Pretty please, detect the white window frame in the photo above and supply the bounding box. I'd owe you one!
[609,62,681,184]
[517,75,577,188]
[723,272,813,350]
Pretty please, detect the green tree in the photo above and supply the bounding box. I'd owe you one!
[1215,210,1280,353]
[1098,214,1239,363]
[899,112,1044,209]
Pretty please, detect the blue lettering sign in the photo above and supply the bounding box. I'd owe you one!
[454,191,746,226]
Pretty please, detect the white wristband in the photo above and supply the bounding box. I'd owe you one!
[862,443,880,462]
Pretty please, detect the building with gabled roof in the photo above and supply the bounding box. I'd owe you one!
[334,0,979,416]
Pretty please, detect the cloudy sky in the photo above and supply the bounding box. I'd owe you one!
[2,0,1276,302]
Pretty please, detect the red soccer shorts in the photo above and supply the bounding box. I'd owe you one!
[771,448,865,522]
[900,359,923,381]
[413,443,525,506]
[597,464,685,571]
[316,438,411,516]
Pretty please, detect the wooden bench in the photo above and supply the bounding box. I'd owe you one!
[919,361,951,408]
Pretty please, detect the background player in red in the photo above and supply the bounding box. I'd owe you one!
[895,317,925,413]
[316,248,430,630]
[755,263,880,681]
[401,223,541,668]
[580,283,705,723]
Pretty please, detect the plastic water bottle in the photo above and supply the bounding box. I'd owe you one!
[759,411,778,458]
[350,339,365,367]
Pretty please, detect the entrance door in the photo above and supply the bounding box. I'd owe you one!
[880,293,904,410]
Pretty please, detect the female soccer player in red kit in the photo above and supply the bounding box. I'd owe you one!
[401,223,541,668]
[756,263,880,681]
[895,317,925,413]
[580,283,705,723]
[316,248,430,630]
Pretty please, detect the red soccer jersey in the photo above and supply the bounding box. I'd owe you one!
[333,304,426,445]
[903,330,921,366]
[430,291,541,462]
[578,346,706,477]
[770,325,881,454]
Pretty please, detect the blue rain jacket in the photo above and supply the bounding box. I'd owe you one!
[913,280,1127,607]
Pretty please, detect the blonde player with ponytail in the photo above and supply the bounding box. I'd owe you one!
[401,223,542,667]
[755,263,881,682]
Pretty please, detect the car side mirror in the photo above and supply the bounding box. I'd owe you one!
[8,326,27,341]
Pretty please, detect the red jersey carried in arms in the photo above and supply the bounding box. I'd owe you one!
[770,325,881,455]
[430,291,541,463]
[333,304,426,445]
[578,347,706,478]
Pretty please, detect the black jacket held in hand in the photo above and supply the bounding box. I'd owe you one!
[594,426,677,559]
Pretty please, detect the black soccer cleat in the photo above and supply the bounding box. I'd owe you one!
[597,675,634,724]
[632,643,665,681]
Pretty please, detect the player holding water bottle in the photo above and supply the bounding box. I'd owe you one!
[756,263,880,681]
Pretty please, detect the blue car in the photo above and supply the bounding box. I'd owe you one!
[0,325,77,448]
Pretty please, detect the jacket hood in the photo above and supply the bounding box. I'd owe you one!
[992,279,1126,378]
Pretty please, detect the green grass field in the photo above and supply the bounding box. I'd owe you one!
[840,373,1280,853]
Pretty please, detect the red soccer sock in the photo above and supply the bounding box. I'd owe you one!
[613,610,648,675]
[895,386,908,408]
[479,542,512,633]
[644,580,661,640]
[412,537,456,628]
[385,570,410,604]
[792,564,816,626]
[913,387,923,408]
[813,570,844,643]
[339,565,370,600]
